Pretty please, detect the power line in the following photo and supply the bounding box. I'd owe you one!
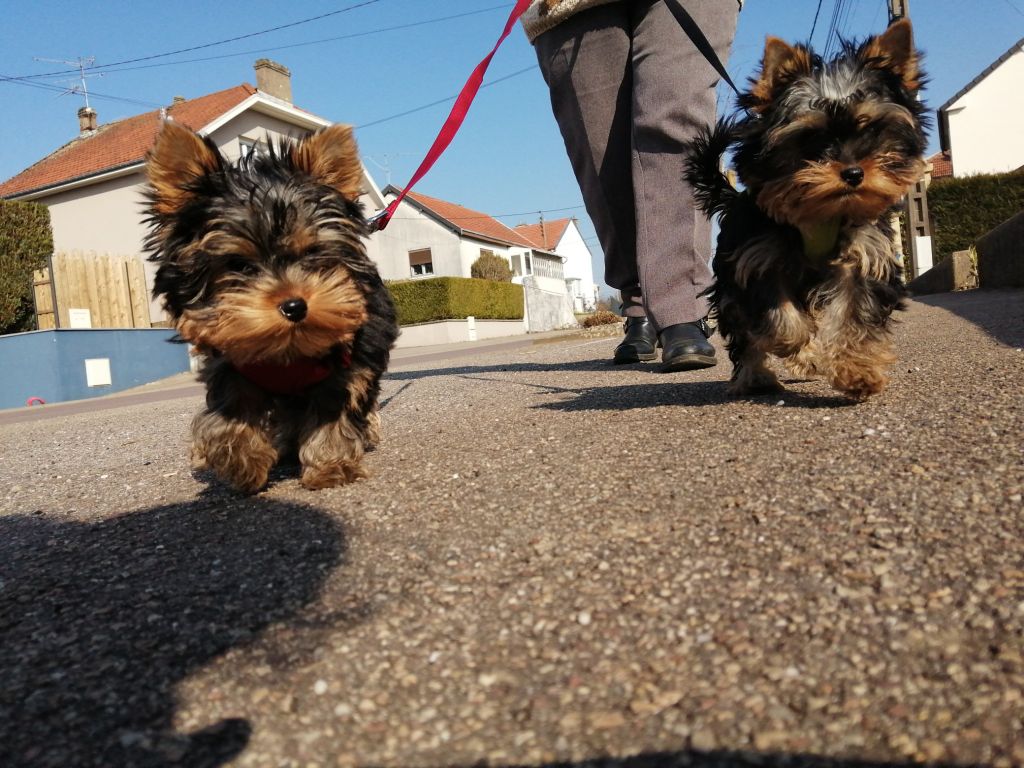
[2,5,515,125]
[17,6,511,80]
[0,72,164,108]
[0,0,384,83]
[997,0,1024,17]
[356,65,538,130]
[809,0,826,43]
[386,205,585,222]
[822,0,847,59]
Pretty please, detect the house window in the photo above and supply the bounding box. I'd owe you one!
[409,248,434,277]
[511,254,523,277]
[239,138,264,160]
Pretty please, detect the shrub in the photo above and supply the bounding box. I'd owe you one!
[580,310,622,328]
[387,277,523,325]
[0,200,53,334]
[927,170,1024,263]
[470,251,513,282]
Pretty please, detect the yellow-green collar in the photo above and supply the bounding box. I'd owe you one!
[798,218,842,261]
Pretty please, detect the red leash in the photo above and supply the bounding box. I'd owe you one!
[368,0,533,231]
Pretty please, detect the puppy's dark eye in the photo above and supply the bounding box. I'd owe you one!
[227,258,260,276]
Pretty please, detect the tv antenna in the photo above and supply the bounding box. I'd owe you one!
[366,152,418,186]
[33,55,102,108]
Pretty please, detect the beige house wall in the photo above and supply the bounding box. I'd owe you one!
[368,206,465,281]
[946,45,1024,176]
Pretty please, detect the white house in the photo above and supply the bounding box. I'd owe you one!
[375,187,551,282]
[938,36,1024,177]
[513,218,598,312]
[2,60,586,341]
[0,60,385,326]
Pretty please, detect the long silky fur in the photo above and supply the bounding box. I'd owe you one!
[143,122,398,491]
[684,117,741,219]
[685,20,928,399]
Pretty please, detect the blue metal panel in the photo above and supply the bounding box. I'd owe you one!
[0,329,190,410]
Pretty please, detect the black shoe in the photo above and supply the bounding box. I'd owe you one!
[613,317,658,364]
[659,320,717,372]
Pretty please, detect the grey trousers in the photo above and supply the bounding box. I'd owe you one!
[533,0,738,330]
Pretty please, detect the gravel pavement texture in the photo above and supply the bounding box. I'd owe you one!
[1,289,1022,768]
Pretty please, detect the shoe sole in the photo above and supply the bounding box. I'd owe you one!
[660,353,717,372]
[613,351,658,364]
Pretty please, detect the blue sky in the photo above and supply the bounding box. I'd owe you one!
[2,1,1022,294]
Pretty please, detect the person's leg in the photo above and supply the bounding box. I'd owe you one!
[628,0,739,333]
[532,3,645,319]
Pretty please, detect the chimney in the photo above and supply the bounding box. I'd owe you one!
[254,59,292,103]
[77,106,97,135]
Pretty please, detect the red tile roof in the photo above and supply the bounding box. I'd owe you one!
[928,150,953,180]
[400,190,537,248]
[0,84,256,198]
[513,218,571,250]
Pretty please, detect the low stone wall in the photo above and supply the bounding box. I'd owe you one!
[522,276,578,332]
[906,250,977,295]
[394,318,525,349]
[976,210,1024,288]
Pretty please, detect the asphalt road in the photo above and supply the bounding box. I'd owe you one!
[1,289,1022,768]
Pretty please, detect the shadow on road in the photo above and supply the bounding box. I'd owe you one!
[450,374,853,411]
[0,499,350,767]
[388,362,854,410]
[387,358,623,381]
[912,288,1024,348]
[469,750,969,767]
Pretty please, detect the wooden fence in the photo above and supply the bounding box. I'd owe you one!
[33,251,151,330]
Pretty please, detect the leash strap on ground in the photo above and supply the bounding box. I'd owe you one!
[368,0,533,232]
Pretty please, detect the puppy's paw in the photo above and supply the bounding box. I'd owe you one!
[728,367,784,397]
[300,460,367,489]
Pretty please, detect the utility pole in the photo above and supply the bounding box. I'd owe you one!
[888,0,934,279]
[887,0,909,22]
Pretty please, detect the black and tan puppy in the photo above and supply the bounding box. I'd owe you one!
[145,121,397,492]
[686,20,928,399]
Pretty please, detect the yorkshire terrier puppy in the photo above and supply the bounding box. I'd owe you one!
[145,121,398,493]
[686,19,927,399]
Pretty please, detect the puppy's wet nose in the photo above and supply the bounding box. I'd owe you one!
[279,297,308,323]
[840,166,864,187]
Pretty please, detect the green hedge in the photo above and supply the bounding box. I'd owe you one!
[0,200,53,334]
[928,170,1024,262]
[386,277,524,325]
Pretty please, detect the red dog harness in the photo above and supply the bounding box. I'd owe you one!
[234,349,350,396]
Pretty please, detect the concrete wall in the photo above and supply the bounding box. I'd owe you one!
[0,329,190,410]
[394,318,526,348]
[522,276,578,332]
[976,210,1024,288]
[945,44,1024,176]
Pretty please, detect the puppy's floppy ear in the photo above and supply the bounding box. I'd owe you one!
[290,124,364,201]
[747,37,815,112]
[146,121,223,215]
[860,18,920,92]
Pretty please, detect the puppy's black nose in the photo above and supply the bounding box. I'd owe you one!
[840,166,864,187]
[279,297,308,323]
